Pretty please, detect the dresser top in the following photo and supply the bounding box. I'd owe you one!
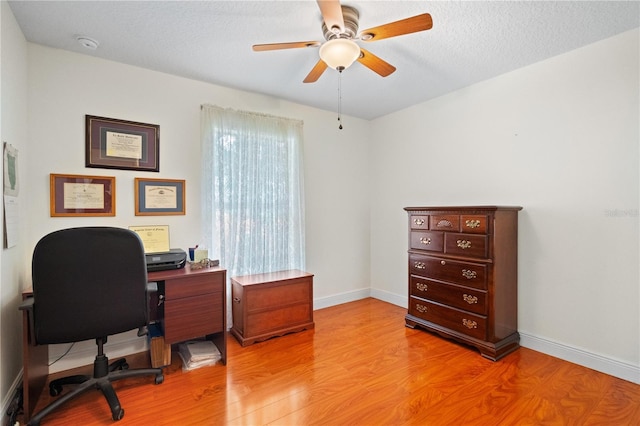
[404,206,522,212]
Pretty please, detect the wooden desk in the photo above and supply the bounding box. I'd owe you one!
[21,265,226,421]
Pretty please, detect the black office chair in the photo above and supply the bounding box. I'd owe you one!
[21,227,164,426]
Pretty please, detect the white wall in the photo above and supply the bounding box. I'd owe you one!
[369,29,639,382]
[21,44,371,371]
[0,0,29,413]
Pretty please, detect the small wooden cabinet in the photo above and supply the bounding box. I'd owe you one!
[152,265,227,365]
[404,206,522,360]
[231,270,314,346]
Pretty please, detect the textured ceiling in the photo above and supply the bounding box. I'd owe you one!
[8,1,640,120]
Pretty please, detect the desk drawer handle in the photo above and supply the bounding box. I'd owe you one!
[233,297,241,303]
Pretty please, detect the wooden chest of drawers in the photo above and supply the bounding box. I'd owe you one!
[230,270,314,347]
[404,206,522,360]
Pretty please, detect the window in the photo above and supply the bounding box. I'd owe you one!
[201,105,305,278]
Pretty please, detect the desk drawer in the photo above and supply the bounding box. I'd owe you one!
[163,273,224,299]
[163,293,223,343]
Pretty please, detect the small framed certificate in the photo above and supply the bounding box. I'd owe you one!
[50,173,116,217]
[128,225,170,253]
[134,177,185,216]
[86,115,160,172]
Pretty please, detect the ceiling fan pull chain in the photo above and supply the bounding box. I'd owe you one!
[338,70,343,130]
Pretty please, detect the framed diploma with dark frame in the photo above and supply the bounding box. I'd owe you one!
[50,173,116,217]
[86,115,160,172]
[134,177,185,216]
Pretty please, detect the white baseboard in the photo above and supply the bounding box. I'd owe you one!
[369,288,407,308]
[519,332,640,384]
[313,288,371,310]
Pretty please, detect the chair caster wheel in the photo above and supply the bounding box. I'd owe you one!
[112,408,124,421]
[49,383,62,397]
[155,374,164,385]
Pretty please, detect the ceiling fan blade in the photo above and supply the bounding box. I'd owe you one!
[360,13,433,42]
[357,48,396,77]
[316,0,345,33]
[303,60,328,83]
[252,41,321,51]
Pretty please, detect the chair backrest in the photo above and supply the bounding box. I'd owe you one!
[31,227,149,345]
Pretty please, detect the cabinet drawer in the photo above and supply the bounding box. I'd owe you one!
[245,279,311,311]
[410,215,429,230]
[164,273,224,299]
[163,293,223,343]
[409,254,487,290]
[245,304,312,336]
[461,215,489,234]
[409,297,486,340]
[410,276,487,315]
[444,233,488,258]
[410,231,443,252]
[430,215,459,231]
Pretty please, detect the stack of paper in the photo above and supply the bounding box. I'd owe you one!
[178,340,221,371]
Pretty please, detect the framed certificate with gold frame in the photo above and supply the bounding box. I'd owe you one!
[50,173,115,217]
[134,177,185,216]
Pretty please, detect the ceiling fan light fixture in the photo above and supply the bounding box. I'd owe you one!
[319,38,360,71]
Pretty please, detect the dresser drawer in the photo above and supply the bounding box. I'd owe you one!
[430,214,459,231]
[461,215,489,234]
[410,215,429,230]
[444,233,488,258]
[410,231,443,252]
[408,297,487,340]
[409,254,487,290]
[163,293,224,343]
[410,276,487,315]
[163,273,224,299]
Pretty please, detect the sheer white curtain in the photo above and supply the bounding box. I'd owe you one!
[201,105,306,283]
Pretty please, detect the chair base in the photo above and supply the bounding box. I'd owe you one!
[27,358,163,426]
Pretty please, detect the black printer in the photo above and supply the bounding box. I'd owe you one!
[145,249,187,272]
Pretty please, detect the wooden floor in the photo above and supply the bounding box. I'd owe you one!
[23,298,640,425]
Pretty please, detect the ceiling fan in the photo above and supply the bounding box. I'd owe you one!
[252,0,433,83]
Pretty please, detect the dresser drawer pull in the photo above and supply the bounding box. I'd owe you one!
[457,240,472,249]
[461,269,477,279]
[233,297,241,303]
[462,319,478,329]
[416,282,428,292]
[413,218,425,226]
[440,260,446,265]
[414,262,426,270]
[465,219,481,228]
[436,219,453,228]
[463,294,478,304]
[416,304,428,313]
[419,237,431,245]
